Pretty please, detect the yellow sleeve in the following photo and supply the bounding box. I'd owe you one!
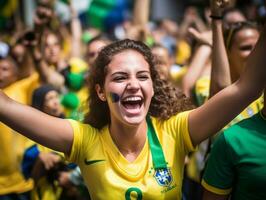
[65,119,83,163]
[163,111,196,153]
[177,111,196,152]
[65,119,98,163]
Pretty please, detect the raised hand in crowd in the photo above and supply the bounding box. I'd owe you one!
[188,27,212,47]
[210,0,231,17]
[209,0,233,97]
[181,28,212,98]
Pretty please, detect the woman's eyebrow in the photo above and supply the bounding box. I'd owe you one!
[110,71,128,77]
[137,70,150,74]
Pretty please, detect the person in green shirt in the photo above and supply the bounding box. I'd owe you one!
[202,91,266,200]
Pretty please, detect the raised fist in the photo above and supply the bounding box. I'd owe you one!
[210,0,232,16]
[215,0,230,8]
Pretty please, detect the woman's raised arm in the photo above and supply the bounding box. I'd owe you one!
[188,0,266,146]
[209,0,232,98]
[0,91,73,155]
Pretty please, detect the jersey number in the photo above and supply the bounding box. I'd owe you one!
[125,187,143,200]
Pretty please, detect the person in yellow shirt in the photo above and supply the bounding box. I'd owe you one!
[0,55,38,200]
[0,14,265,199]
[22,85,89,200]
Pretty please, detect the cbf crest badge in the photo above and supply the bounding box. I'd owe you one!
[154,168,173,187]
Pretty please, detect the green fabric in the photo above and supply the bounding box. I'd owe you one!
[147,117,167,170]
[203,112,266,200]
[87,0,115,30]
[68,108,84,121]
[66,73,84,91]
[0,17,6,28]
[61,92,79,109]
[59,0,69,4]
[0,0,9,10]
[82,32,93,44]
[145,36,155,47]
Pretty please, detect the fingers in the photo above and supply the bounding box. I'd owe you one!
[219,0,230,8]
[215,0,231,9]
[188,27,201,40]
[39,152,61,170]
[188,28,213,46]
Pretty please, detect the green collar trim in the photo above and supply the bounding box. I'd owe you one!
[147,116,167,170]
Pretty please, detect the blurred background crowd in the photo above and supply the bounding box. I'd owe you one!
[0,0,265,200]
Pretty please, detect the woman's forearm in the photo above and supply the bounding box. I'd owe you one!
[209,19,231,98]
[0,91,73,154]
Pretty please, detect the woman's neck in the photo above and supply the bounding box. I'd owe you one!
[109,119,147,162]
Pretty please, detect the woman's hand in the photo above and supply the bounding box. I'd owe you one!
[39,152,61,170]
[210,0,231,17]
[188,27,213,47]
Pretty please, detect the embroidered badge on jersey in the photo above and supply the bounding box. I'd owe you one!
[154,168,173,187]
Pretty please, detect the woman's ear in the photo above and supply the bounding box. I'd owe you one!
[95,84,106,101]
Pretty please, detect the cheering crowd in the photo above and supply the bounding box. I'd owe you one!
[0,0,265,199]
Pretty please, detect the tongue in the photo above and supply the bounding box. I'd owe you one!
[123,103,140,110]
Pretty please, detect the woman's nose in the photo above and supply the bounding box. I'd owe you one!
[126,78,140,90]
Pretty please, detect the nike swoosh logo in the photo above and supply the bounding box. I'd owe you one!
[84,159,105,165]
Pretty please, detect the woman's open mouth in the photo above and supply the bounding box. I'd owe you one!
[121,96,144,114]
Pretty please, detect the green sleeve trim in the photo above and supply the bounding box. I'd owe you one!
[201,179,232,195]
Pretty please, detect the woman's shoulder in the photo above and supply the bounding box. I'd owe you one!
[66,119,101,136]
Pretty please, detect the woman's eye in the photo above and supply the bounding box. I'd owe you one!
[113,76,126,82]
[138,75,149,80]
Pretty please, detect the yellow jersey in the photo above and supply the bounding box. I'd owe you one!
[67,111,195,199]
[0,74,39,194]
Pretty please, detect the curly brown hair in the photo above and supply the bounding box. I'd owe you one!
[84,39,194,129]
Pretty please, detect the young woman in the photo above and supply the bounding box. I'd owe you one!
[0,12,265,200]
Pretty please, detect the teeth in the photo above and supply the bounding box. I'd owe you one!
[124,96,142,102]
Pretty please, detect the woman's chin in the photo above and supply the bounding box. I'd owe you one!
[122,115,146,126]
